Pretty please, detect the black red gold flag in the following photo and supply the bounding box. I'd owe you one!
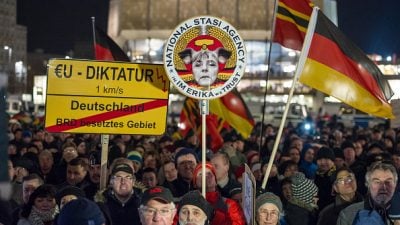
[274,0,313,51]
[298,8,394,118]
[94,26,130,62]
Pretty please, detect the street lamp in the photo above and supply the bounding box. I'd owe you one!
[4,46,12,63]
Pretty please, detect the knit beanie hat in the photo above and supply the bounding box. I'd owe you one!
[341,141,355,151]
[256,192,283,212]
[316,147,335,161]
[127,151,143,165]
[179,191,214,219]
[333,147,345,160]
[193,162,216,184]
[174,148,198,165]
[291,172,318,204]
[58,198,105,225]
[56,185,86,206]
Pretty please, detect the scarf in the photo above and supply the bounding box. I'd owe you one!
[28,205,58,225]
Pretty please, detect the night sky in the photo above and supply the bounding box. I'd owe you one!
[17,0,400,57]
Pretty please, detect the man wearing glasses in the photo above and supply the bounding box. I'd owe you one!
[317,167,363,225]
[337,162,398,225]
[139,186,176,225]
[97,163,140,225]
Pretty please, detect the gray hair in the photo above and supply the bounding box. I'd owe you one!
[365,162,398,187]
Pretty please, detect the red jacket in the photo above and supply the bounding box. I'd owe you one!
[206,191,245,225]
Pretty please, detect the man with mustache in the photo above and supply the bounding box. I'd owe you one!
[337,162,398,225]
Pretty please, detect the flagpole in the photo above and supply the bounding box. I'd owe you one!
[258,0,279,153]
[261,7,319,190]
[91,16,111,190]
[91,17,97,57]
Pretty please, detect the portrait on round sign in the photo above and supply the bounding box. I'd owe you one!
[175,25,237,90]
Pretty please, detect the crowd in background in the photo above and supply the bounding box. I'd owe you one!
[2,111,400,225]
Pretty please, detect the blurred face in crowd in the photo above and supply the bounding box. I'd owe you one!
[34,196,56,212]
[111,171,135,199]
[392,155,400,170]
[334,170,357,196]
[23,178,41,204]
[176,154,197,182]
[142,171,158,188]
[316,158,334,173]
[144,155,158,169]
[66,164,87,185]
[8,160,14,181]
[289,147,301,164]
[76,142,87,155]
[195,168,217,192]
[368,169,396,206]
[343,147,356,163]
[179,205,207,225]
[163,162,177,182]
[282,182,292,201]
[303,148,314,163]
[139,200,176,225]
[257,203,280,225]
[39,151,54,174]
[283,165,298,178]
[63,147,78,162]
[89,164,101,183]
[334,157,345,169]
[211,154,229,181]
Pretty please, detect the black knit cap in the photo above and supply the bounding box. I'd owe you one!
[56,185,86,206]
[179,191,214,220]
[316,147,335,161]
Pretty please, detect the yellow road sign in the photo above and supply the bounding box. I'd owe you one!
[45,59,169,135]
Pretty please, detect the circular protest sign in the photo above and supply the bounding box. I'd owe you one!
[164,16,246,99]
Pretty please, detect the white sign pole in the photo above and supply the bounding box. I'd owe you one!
[100,134,109,190]
[200,99,209,197]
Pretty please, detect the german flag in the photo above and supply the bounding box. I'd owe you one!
[180,98,224,152]
[209,89,255,138]
[274,0,313,51]
[94,26,130,62]
[299,9,394,118]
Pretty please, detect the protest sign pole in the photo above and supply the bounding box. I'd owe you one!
[100,134,109,190]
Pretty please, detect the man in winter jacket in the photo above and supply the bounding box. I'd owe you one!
[193,162,245,225]
[336,162,398,225]
[96,163,141,225]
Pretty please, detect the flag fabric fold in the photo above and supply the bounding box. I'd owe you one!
[180,89,255,152]
[209,89,255,138]
[298,8,394,118]
[94,26,130,62]
[273,0,313,51]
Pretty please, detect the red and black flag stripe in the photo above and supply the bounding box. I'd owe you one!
[274,0,313,51]
[299,9,394,118]
[94,26,130,62]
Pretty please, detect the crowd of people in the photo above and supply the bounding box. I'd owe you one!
[2,113,400,225]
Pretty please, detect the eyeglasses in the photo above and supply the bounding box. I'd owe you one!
[258,209,279,218]
[113,175,135,182]
[335,175,354,185]
[140,207,174,217]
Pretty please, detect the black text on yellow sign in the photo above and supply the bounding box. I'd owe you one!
[45,59,170,135]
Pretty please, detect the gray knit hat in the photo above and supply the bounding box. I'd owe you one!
[255,192,283,212]
[291,172,318,204]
